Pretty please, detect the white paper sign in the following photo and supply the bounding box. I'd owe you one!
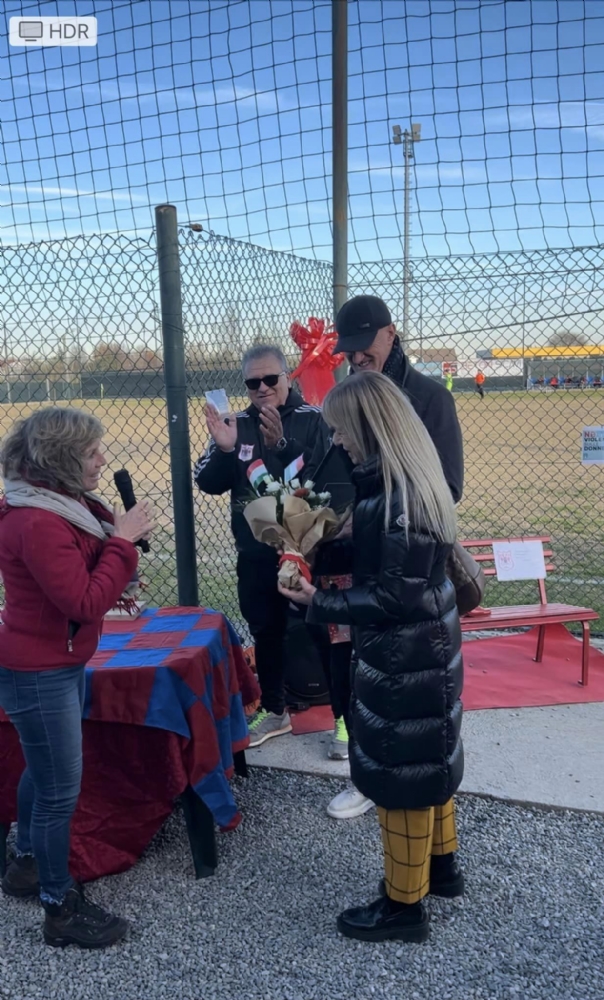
[492,540,547,581]
[581,426,604,465]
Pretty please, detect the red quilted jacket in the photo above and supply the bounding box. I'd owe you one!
[0,498,138,671]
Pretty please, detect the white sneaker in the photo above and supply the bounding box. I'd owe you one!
[326,785,375,820]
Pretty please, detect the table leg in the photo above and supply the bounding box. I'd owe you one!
[179,787,217,879]
[0,823,9,879]
[234,750,248,778]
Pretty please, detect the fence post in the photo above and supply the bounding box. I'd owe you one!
[155,204,199,607]
[332,0,348,382]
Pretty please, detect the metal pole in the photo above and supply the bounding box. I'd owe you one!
[3,324,11,404]
[332,0,348,382]
[419,285,424,361]
[521,277,526,388]
[155,203,199,607]
[403,130,411,352]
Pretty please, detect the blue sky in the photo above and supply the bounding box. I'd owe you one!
[2,0,604,264]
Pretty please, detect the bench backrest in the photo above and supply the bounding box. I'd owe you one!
[460,536,554,605]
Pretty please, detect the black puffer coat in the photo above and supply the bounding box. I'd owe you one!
[309,457,464,810]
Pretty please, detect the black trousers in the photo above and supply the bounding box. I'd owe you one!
[307,625,353,732]
[237,552,288,716]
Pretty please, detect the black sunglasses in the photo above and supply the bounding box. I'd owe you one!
[244,371,286,391]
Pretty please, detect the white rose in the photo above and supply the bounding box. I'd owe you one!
[318,492,331,502]
[265,481,281,494]
[290,479,300,489]
[303,480,314,490]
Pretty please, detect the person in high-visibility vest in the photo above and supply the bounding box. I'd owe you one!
[475,370,486,399]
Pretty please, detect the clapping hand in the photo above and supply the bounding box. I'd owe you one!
[206,403,237,453]
[259,405,284,449]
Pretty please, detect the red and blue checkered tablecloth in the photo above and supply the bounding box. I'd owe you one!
[1,607,259,832]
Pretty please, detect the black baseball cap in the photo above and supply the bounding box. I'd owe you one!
[335,295,393,354]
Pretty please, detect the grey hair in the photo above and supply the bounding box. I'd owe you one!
[0,406,104,496]
[241,344,288,375]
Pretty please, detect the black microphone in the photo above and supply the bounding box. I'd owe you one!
[113,469,150,553]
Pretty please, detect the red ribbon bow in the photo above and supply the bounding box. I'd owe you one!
[290,318,345,406]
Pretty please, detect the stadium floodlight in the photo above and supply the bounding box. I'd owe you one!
[391,123,422,349]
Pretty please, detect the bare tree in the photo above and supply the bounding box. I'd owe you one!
[88,341,130,371]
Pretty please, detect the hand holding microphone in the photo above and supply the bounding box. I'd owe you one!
[113,470,156,551]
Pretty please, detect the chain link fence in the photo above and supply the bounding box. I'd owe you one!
[351,246,604,625]
[2,231,604,631]
[0,227,331,627]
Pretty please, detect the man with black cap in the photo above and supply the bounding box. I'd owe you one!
[308,294,464,820]
[326,294,463,501]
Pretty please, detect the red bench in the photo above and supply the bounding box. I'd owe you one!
[459,536,599,687]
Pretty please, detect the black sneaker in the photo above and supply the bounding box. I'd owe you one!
[378,852,465,899]
[43,884,128,949]
[337,895,429,943]
[2,855,40,899]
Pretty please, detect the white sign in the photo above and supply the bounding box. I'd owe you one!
[9,17,98,46]
[492,540,547,582]
[581,426,604,465]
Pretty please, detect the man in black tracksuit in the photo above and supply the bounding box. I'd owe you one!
[307,295,465,818]
[194,344,329,748]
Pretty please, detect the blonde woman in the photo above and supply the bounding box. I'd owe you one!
[279,372,464,944]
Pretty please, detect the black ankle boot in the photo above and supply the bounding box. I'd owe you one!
[337,895,429,943]
[429,853,465,897]
[2,855,40,899]
[43,884,128,949]
[377,852,465,900]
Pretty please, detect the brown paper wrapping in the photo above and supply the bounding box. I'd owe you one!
[243,495,340,589]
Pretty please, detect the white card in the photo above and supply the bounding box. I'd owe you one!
[205,389,229,414]
[492,540,546,581]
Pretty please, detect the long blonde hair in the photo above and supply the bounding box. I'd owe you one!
[322,372,457,543]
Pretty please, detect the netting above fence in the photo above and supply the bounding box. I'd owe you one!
[3,0,604,262]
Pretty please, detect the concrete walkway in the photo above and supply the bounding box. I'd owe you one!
[247,700,604,813]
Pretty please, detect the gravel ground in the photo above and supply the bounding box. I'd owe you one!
[1,769,603,1000]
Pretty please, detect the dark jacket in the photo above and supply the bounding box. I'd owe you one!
[308,348,464,512]
[0,499,138,672]
[309,457,464,810]
[194,389,329,556]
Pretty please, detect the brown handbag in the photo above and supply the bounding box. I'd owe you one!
[446,541,486,616]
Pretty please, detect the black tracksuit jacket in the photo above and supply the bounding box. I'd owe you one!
[194,389,330,557]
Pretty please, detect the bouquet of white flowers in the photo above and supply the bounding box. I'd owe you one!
[242,461,339,589]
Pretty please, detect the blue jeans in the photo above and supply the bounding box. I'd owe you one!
[0,665,85,904]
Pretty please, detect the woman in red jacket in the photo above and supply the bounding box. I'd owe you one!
[0,407,154,949]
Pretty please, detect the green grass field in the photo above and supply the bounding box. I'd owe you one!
[1,390,603,630]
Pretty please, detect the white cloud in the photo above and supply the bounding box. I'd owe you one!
[3,184,147,205]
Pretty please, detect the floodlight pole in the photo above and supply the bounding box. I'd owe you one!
[332,0,348,382]
[392,123,421,351]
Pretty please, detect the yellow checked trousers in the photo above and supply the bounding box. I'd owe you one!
[377,799,458,904]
